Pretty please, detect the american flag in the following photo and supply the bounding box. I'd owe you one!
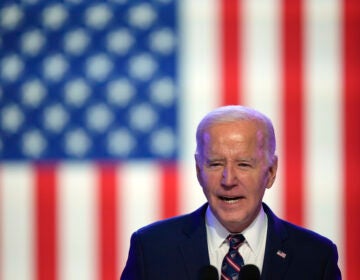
[0,0,359,280]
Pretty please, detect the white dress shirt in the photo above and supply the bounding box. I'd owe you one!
[205,205,268,276]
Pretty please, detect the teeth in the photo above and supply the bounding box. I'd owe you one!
[221,196,241,203]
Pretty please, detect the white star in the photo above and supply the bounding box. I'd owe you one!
[107,128,136,156]
[129,103,158,132]
[63,28,90,55]
[150,77,175,107]
[64,128,91,157]
[86,104,113,132]
[21,29,46,56]
[85,4,113,30]
[149,28,176,55]
[43,104,69,133]
[0,4,23,30]
[43,54,68,81]
[21,79,47,108]
[1,54,24,82]
[128,3,157,29]
[107,78,135,106]
[106,28,134,55]
[22,130,47,158]
[64,78,90,107]
[42,4,68,30]
[150,127,176,157]
[86,54,113,81]
[1,104,24,133]
[128,53,157,81]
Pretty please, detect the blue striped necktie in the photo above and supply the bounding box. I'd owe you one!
[221,234,245,280]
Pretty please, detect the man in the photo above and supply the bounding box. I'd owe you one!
[121,105,341,280]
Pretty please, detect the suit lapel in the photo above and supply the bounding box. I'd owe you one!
[179,204,210,279]
[261,203,291,280]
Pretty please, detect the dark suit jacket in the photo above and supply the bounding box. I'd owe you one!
[120,203,341,280]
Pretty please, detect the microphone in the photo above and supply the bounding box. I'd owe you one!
[198,265,219,280]
[239,264,261,280]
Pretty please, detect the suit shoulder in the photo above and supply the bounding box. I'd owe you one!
[134,204,207,240]
[281,219,336,249]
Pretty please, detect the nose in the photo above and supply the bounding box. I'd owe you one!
[221,164,238,187]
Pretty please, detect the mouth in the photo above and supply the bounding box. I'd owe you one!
[219,196,244,204]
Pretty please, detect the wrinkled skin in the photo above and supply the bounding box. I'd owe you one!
[196,120,278,233]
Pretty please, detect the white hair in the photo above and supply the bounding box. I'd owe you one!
[195,105,276,164]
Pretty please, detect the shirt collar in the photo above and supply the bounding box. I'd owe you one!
[205,204,267,254]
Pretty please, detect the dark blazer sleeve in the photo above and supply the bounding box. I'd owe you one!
[261,203,342,280]
[120,232,145,280]
[120,205,210,280]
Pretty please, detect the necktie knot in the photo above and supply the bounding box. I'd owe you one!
[227,234,245,250]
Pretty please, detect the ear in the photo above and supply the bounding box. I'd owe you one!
[266,155,278,189]
[194,154,203,187]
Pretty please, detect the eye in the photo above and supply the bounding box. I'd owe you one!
[238,162,251,168]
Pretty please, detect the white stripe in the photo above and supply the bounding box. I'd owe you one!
[304,0,344,269]
[242,0,284,216]
[0,164,34,280]
[58,163,97,280]
[178,0,220,213]
[119,162,162,269]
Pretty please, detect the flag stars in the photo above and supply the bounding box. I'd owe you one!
[129,103,158,132]
[150,77,175,107]
[106,29,134,55]
[150,127,175,157]
[85,4,113,30]
[128,3,157,29]
[42,54,68,82]
[1,104,24,133]
[128,53,157,81]
[42,4,68,30]
[20,29,46,56]
[149,28,176,55]
[63,29,90,56]
[86,104,113,133]
[21,79,47,108]
[64,128,91,157]
[0,4,23,30]
[1,54,24,82]
[64,78,91,107]
[86,54,113,81]
[107,128,136,157]
[22,130,47,158]
[107,78,135,107]
[43,104,69,133]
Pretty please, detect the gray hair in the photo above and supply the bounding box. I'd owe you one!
[195,105,276,164]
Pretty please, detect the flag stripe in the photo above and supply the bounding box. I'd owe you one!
[282,0,305,226]
[242,0,284,216]
[343,0,360,278]
[98,164,117,280]
[35,164,57,280]
[58,164,97,280]
[1,165,34,280]
[220,0,242,105]
[161,163,179,219]
[304,0,343,246]
[119,163,161,269]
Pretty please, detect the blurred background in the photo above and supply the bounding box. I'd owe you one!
[0,0,359,279]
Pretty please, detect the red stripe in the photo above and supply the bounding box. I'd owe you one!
[160,162,179,219]
[220,0,242,105]
[35,163,57,280]
[343,0,360,279]
[98,163,118,280]
[282,0,304,226]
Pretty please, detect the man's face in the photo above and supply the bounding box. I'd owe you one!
[196,121,277,233]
